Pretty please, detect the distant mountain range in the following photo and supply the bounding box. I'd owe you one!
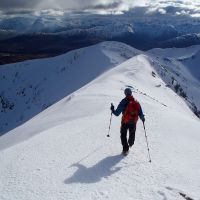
[0,13,200,64]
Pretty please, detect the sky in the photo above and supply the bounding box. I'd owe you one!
[0,0,145,10]
[0,0,200,17]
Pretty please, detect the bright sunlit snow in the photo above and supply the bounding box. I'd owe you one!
[0,42,200,200]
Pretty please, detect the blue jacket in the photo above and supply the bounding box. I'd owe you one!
[112,97,145,121]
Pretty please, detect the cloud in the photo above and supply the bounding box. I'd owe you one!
[0,0,41,10]
[0,0,121,10]
[0,0,200,18]
[91,1,122,10]
[143,0,200,17]
[0,0,148,11]
[158,8,167,14]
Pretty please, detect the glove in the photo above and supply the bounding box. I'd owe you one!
[110,103,114,112]
[142,117,145,123]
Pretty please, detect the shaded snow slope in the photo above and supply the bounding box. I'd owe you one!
[148,45,200,118]
[0,41,139,136]
[160,33,200,48]
[0,49,200,200]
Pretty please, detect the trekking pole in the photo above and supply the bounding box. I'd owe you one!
[107,110,113,138]
[143,122,152,163]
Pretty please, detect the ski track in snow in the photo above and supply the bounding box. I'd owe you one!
[0,42,200,200]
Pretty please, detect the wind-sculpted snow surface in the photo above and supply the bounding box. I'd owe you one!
[0,41,139,136]
[0,42,200,200]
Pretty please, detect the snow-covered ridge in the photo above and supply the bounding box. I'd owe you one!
[0,41,139,136]
[148,45,200,117]
[0,41,200,200]
[1,42,200,137]
[160,33,200,48]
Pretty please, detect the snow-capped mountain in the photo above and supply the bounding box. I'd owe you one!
[0,41,200,200]
[0,42,139,136]
[1,13,199,38]
[0,16,35,33]
[159,33,200,48]
[1,12,200,64]
[148,45,200,118]
[1,42,200,136]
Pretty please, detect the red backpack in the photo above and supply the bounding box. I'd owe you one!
[122,96,140,124]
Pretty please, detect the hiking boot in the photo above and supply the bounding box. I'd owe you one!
[128,140,134,148]
[122,150,129,156]
[129,143,133,148]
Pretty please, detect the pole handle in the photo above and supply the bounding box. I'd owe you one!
[107,109,113,137]
[143,121,146,130]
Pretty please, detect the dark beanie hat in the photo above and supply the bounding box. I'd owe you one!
[124,88,132,96]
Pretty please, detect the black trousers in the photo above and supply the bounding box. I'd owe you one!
[120,122,136,152]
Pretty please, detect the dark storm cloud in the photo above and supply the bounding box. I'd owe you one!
[0,0,200,18]
[0,0,41,9]
[91,1,122,10]
[0,0,114,10]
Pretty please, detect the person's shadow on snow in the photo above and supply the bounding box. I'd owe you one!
[64,154,124,184]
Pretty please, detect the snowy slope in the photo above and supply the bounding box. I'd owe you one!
[0,43,200,200]
[160,33,200,48]
[148,45,200,118]
[0,41,139,136]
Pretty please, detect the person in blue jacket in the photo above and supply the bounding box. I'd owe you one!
[110,88,145,155]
